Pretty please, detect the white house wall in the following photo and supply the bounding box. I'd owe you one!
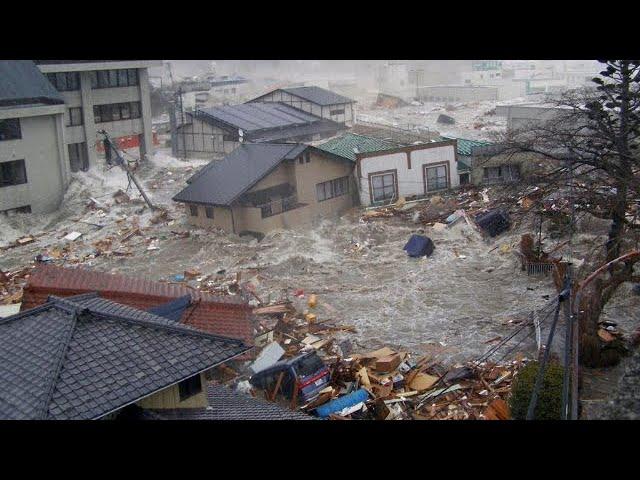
[358,144,458,206]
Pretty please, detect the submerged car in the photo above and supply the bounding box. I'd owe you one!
[249,351,330,404]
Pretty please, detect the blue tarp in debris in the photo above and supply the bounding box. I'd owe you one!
[147,295,192,322]
[403,235,435,258]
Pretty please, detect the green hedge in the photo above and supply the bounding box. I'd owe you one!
[509,361,564,420]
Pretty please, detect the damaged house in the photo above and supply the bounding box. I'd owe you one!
[173,142,356,237]
[175,102,345,158]
[247,85,357,127]
[317,133,459,206]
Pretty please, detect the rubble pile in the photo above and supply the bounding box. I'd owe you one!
[220,291,526,420]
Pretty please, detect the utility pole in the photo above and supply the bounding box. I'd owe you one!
[97,130,155,211]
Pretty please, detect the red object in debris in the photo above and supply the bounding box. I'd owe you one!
[21,265,255,357]
[293,289,305,298]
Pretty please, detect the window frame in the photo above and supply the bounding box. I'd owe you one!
[67,107,83,127]
[369,170,397,204]
[0,159,28,188]
[424,162,449,192]
[189,205,199,217]
[205,206,214,219]
[0,118,21,141]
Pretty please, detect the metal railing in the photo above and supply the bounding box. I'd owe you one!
[256,194,299,218]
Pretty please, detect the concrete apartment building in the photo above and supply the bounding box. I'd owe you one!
[1,60,159,215]
[35,60,161,171]
[0,61,68,214]
[173,143,356,237]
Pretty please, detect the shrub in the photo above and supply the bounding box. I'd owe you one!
[508,361,564,420]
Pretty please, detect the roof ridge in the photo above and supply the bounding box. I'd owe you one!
[36,304,80,419]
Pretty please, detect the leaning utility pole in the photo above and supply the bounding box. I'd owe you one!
[97,130,155,211]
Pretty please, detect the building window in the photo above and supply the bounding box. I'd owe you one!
[189,205,198,217]
[178,375,202,401]
[330,108,345,115]
[0,159,27,187]
[68,143,89,172]
[304,152,310,163]
[93,102,142,123]
[298,156,304,165]
[483,164,521,184]
[46,72,80,91]
[66,107,83,127]
[91,69,140,89]
[370,172,396,203]
[425,164,449,191]
[316,176,349,202]
[0,118,21,141]
[205,206,214,219]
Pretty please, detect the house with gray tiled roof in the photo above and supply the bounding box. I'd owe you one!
[247,85,357,127]
[0,293,251,420]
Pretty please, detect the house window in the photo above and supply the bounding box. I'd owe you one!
[330,108,345,115]
[127,69,139,86]
[0,159,27,187]
[178,375,202,401]
[483,164,521,183]
[46,72,80,91]
[0,118,21,141]
[425,164,449,191]
[189,205,198,217]
[67,107,83,127]
[370,172,396,203]
[298,156,304,165]
[305,152,310,163]
[130,102,141,119]
[68,143,89,172]
[205,206,214,219]
[316,176,349,202]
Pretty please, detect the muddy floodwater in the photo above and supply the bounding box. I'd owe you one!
[91,213,556,365]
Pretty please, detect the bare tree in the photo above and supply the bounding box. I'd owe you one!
[488,60,640,367]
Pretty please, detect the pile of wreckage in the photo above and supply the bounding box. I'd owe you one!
[218,291,523,420]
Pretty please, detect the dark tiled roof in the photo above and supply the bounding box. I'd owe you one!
[0,60,64,107]
[147,383,315,420]
[194,102,323,133]
[21,265,255,350]
[271,86,355,106]
[173,143,306,207]
[0,294,250,420]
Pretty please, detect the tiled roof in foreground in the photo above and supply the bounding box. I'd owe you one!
[147,383,315,420]
[0,293,250,420]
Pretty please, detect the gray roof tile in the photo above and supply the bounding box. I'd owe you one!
[0,293,250,420]
[0,60,64,107]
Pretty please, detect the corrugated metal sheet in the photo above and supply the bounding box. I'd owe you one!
[195,102,322,132]
[282,86,355,106]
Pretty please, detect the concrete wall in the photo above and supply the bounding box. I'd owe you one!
[357,142,458,206]
[0,110,68,214]
[184,150,355,235]
[136,372,208,409]
[250,90,356,126]
[496,104,568,131]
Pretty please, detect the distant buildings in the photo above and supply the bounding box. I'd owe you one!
[417,85,499,103]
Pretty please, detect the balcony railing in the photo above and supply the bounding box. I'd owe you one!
[256,194,300,219]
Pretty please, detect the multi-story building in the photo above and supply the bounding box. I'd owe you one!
[0,61,67,214]
[34,60,161,171]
